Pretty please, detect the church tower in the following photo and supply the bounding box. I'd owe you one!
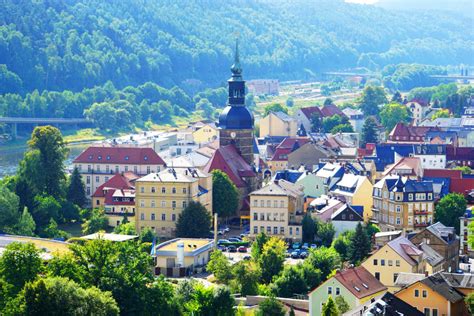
[218,39,255,165]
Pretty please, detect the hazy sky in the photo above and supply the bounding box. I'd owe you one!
[345,0,378,4]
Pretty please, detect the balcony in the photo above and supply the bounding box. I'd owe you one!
[414,210,429,215]
[104,211,135,217]
[414,221,431,228]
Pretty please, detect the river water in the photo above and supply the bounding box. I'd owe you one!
[0,143,90,178]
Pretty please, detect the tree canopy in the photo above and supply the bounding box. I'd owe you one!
[211,170,239,220]
[435,193,467,233]
[176,201,211,238]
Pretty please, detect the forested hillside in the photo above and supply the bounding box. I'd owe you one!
[0,0,472,95]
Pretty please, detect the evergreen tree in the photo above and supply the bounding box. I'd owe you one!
[361,117,378,147]
[322,296,339,316]
[67,167,86,208]
[259,237,286,284]
[211,170,239,220]
[348,223,371,264]
[391,91,403,103]
[335,296,350,314]
[302,215,316,243]
[251,232,269,261]
[15,207,36,236]
[310,112,322,133]
[358,86,387,116]
[176,201,211,238]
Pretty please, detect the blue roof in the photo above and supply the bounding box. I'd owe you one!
[274,170,303,183]
[422,177,451,198]
[352,205,364,217]
[404,180,433,193]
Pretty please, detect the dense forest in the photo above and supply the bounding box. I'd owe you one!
[0,0,472,95]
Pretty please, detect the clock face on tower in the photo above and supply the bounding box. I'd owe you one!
[230,132,236,138]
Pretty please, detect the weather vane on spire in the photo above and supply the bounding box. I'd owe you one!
[231,31,242,76]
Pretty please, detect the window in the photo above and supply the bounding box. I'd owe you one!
[172,187,176,194]
[86,176,91,184]
[115,165,119,173]
[267,200,271,207]
[253,213,258,220]
[280,227,285,234]
[273,227,278,234]
[151,200,155,208]
[289,227,293,235]
[183,187,187,194]
[87,187,91,195]
[388,260,393,266]
[266,226,271,233]
[182,201,187,208]
[134,166,138,173]
[172,201,176,208]
[375,272,380,280]
[296,227,300,235]
[327,287,332,294]
[373,259,378,266]
[106,165,110,173]
[161,201,166,207]
[162,214,166,221]
[414,289,419,297]
[335,287,340,295]
[95,176,99,183]
[151,187,156,193]
[162,187,166,193]
[396,260,400,267]
[147,166,151,174]
[96,199,100,206]
[125,166,128,172]
[424,308,430,316]
[280,201,284,208]
[260,200,264,207]
[409,194,413,201]
[432,309,438,316]
[140,200,145,207]
[253,199,258,207]
[393,273,399,283]
[274,200,278,208]
[381,259,385,266]
[172,214,176,221]
[422,290,427,298]
[140,213,145,220]
[140,186,144,193]
[254,226,258,234]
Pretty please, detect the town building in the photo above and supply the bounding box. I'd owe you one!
[388,123,435,143]
[406,100,431,126]
[395,272,471,316]
[315,162,345,194]
[460,208,474,257]
[312,202,364,237]
[296,170,326,198]
[409,222,459,273]
[192,123,218,145]
[329,173,373,222]
[309,266,387,316]
[361,236,427,292]
[382,157,423,179]
[344,292,424,316]
[294,106,323,134]
[249,179,304,242]
[266,137,310,174]
[134,167,212,237]
[259,111,298,138]
[246,79,279,95]
[152,238,214,277]
[73,146,165,197]
[91,172,138,227]
[372,175,435,233]
[342,108,364,133]
[287,142,335,171]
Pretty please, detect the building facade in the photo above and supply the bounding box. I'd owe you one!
[249,179,304,241]
[135,168,212,237]
[73,146,165,198]
[259,111,298,138]
[372,175,435,233]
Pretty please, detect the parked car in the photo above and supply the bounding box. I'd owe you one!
[300,251,308,259]
[302,243,309,250]
[227,245,237,253]
[230,236,242,241]
[243,255,251,261]
[240,233,249,238]
[237,246,247,253]
[291,250,300,259]
[217,239,229,245]
[217,245,227,251]
[219,226,230,233]
[292,242,301,250]
[310,244,317,249]
[228,237,241,243]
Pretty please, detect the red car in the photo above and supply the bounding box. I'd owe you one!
[237,246,247,253]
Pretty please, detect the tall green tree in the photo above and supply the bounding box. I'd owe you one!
[251,232,269,260]
[259,237,286,284]
[302,215,316,243]
[176,201,211,238]
[358,86,387,116]
[257,296,285,316]
[15,207,36,236]
[207,250,232,284]
[211,170,239,220]
[435,193,467,233]
[322,296,339,316]
[230,261,261,296]
[379,102,410,132]
[0,185,20,232]
[466,292,474,315]
[348,223,371,264]
[82,209,109,234]
[335,296,350,314]
[16,277,120,316]
[360,117,378,147]
[271,265,307,298]
[310,112,322,133]
[391,91,403,103]
[332,231,353,261]
[316,221,335,248]
[307,247,341,281]
[27,126,67,197]
[67,167,86,208]
[0,242,41,293]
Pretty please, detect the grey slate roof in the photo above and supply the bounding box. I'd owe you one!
[441,273,474,289]
[420,273,464,303]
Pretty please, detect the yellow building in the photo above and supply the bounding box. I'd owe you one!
[152,238,214,277]
[249,179,304,241]
[395,273,470,316]
[372,175,435,233]
[135,168,212,237]
[361,236,427,292]
[192,123,218,145]
[259,111,297,138]
[329,174,373,222]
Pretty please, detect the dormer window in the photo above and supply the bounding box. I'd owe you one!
[88,155,93,160]
[98,155,102,160]
[125,156,129,161]
[144,156,148,161]
[106,155,111,160]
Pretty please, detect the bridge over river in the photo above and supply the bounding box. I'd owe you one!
[0,117,91,139]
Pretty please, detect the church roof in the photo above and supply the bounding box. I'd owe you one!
[203,144,256,188]
[218,105,254,130]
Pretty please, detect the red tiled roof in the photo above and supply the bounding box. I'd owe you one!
[276,137,310,149]
[203,144,256,188]
[321,104,346,118]
[270,148,292,161]
[447,146,474,161]
[92,173,136,198]
[333,266,387,299]
[357,148,374,158]
[389,123,435,141]
[74,146,165,165]
[424,169,462,179]
[451,178,474,195]
[300,106,323,120]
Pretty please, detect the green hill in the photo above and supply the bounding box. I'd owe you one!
[0,0,472,95]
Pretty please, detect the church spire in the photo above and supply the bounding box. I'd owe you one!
[230,37,242,78]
